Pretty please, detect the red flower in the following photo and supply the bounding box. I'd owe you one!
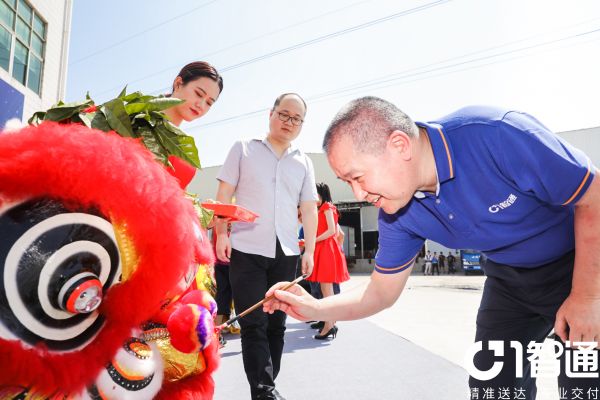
[83,105,98,113]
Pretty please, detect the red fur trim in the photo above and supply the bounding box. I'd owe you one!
[155,340,219,400]
[0,122,213,393]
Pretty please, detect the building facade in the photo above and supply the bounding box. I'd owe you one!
[0,0,72,127]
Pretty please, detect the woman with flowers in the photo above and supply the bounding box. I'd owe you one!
[163,61,223,188]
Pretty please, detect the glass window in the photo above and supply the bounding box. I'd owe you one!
[16,0,30,23]
[15,15,28,42]
[27,52,40,93]
[31,31,42,56]
[0,1,15,29]
[12,39,27,84]
[2,0,45,96]
[0,24,10,71]
[32,12,43,38]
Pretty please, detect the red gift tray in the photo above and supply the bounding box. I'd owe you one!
[201,203,259,223]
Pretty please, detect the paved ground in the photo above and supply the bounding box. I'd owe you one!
[359,272,558,400]
[214,272,560,399]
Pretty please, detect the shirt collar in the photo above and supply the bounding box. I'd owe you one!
[261,137,298,157]
[413,121,455,198]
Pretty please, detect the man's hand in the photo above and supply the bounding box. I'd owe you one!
[301,250,314,277]
[263,281,319,321]
[555,293,600,347]
[565,168,600,347]
[216,233,232,263]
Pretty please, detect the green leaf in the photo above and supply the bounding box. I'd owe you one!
[186,193,215,229]
[175,135,201,167]
[198,206,214,230]
[154,123,201,168]
[138,127,169,165]
[133,112,148,120]
[124,103,147,114]
[28,111,46,125]
[149,111,168,121]
[146,97,184,112]
[90,112,112,132]
[43,99,94,122]
[69,114,85,125]
[44,106,84,122]
[123,97,183,115]
[161,119,187,136]
[78,112,94,128]
[102,98,134,137]
[126,95,154,104]
[120,91,147,103]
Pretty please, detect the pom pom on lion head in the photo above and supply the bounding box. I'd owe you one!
[0,122,214,395]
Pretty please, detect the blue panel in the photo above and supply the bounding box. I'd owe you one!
[0,76,25,128]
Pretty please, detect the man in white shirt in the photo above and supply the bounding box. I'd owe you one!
[215,93,318,400]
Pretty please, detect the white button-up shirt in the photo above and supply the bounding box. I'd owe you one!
[217,138,318,258]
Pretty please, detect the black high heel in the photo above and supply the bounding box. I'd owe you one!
[310,321,324,330]
[314,325,338,340]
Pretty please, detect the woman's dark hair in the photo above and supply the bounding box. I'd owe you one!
[171,61,223,94]
[316,182,332,203]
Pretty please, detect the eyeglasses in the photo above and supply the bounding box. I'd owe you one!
[276,112,304,126]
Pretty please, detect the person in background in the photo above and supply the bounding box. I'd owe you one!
[432,251,439,276]
[306,182,350,340]
[296,208,313,294]
[306,220,343,330]
[215,93,318,400]
[438,252,446,274]
[212,224,232,347]
[424,250,433,275]
[447,251,456,275]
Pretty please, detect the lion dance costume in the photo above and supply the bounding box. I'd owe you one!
[0,120,219,399]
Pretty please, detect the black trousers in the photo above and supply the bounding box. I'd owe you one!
[214,262,232,315]
[229,240,298,399]
[470,251,600,399]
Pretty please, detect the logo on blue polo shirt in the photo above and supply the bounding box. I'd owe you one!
[488,194,518,213]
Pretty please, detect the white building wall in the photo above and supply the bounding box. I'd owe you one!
[557,127,600,167]
[0,0,72,123]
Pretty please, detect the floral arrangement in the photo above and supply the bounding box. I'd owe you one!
[29,88,201,168]
[29,88,215,228]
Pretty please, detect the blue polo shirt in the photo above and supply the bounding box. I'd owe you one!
[375,106,594,274]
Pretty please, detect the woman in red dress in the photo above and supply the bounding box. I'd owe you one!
[307,182,350,339]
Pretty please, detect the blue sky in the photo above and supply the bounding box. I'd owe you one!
[66,0,600,167]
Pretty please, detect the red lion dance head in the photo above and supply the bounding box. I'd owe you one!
[0,122,218,399]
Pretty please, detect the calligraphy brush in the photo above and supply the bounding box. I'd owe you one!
[215,274,308,331]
